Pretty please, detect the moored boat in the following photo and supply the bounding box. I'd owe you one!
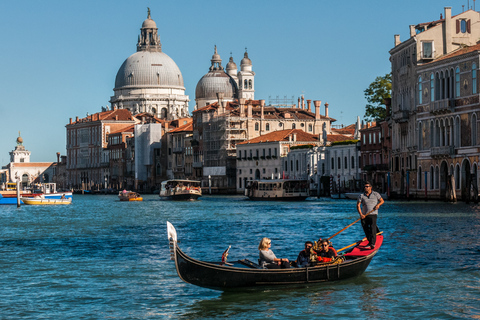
[159,180,201,200]
[167,222,382,290]
[21,195,72,205]
[245,179,309,201]
[118,190,143,201]
[344,192,388,200]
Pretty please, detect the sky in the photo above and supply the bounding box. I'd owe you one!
[0,0,467,162]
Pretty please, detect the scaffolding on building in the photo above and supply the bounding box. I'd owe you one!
[268,95,296,108]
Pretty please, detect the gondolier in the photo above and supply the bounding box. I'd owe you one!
[357,182,384,249]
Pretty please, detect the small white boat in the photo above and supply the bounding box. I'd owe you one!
[344,192,388,200]
[21,195,72,205]
[245,179,309,201]
[159,180,202,200]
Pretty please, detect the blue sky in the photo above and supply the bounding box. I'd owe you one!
[0,0,463,162]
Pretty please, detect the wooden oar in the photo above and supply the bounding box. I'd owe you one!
[337,231,383,253]
[327,209,375,241]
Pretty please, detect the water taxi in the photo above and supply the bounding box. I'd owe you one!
[118,191,143,201]
[159,180,201,201]
[245,179,309,201]
[21,195,72,205]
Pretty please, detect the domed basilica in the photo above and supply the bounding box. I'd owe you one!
[110,9,189,120]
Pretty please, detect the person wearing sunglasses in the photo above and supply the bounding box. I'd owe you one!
[258,237,290,269]
[315,239,337,263]
[357,181,384,250]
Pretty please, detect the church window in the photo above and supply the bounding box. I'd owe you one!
[248,80,252,89]
[244,79,248,89]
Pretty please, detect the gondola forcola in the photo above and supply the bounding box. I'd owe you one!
[166,222,383,290]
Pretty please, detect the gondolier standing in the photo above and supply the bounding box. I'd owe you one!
[357,182,384,249]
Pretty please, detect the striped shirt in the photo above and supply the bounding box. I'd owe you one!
[357,191,382,215]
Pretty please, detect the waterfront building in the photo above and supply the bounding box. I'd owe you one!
[236,129,323,193]
[193,95,332,193]
[1,134,55,188]
[165,119,194,180]
[65,109,135,189]
[359,120,391,194]
[390,6,480,200]
[110,9,189,120]
[107,125,134,190]
[390,7,480,198]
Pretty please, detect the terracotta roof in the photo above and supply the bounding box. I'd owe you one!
[427,43,480,64]
[169,122,193,133]
[332,123,356,135]
[238,129,319,145]
[109,125,135,135]
[99,109,133,121]
[327,134,355,142]
[133,113,163,123]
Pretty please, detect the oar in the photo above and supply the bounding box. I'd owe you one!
[327,209,375,241]
[337,231,383,253]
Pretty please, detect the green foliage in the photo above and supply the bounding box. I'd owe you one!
[364,73,392,122]
[330,139,359,146]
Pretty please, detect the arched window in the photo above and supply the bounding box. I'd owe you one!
[430,73,435,101]
[473,63,477,94]
[337,157,341,169]
[430,166,434,189]
[290,160,293,171]
[418,76,423,104]
[455,67,460,97]
[418,168,422,189]
[266,123,270,131]
[244,79,248,89]
[418,122,423,150]
[344,156,348,169]
[308,124,313,132]
[296,160,299,171]
[255,123,259,131]
[248,79,252,89]
[351,156,355,169]
[292,123,296,129]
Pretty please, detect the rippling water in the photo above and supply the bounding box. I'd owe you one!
[1,195,479,319]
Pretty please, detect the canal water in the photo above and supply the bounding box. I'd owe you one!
[0,195,479,319]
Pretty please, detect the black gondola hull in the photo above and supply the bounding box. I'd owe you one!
[173,244,377,290]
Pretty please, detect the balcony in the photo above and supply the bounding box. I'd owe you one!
[173,147,184,153]
[173,167,185,173]
[392,110,409,123]
[431,146,454,158]
[430,99,453,115]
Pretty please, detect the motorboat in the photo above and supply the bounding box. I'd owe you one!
[21,195,72,205]
[245,179,309,201]
[118,191,143,201]
[159,180,201,200]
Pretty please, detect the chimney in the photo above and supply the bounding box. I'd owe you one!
[239,98,246,117]
[314,100,321,120]
[307,100,312,112]
[297,97,301,109]
[76,116,79,122]
[325,102,329,118]
[384,98,391,119]
[260,100,265,119]
[301,95,305,110]
[247,102,253,118]
[409,25,416,37]
[394,34,401,47]
[293,133,297,142]
[115,115,118,121]
[445,7,452,54]
[56,152,60,163]
[69,118,72,124]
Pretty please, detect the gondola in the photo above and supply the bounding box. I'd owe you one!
[167,222,383,290]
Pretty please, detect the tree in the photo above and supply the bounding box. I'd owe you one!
[364,73,392,122]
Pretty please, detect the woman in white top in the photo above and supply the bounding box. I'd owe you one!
[258,237,289,269]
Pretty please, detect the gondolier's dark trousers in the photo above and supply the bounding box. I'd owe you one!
[361,214,378,247]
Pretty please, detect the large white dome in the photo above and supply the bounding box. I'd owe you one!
[114,51,185,89]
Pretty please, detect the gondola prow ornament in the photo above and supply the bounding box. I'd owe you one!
[221,246,233,266]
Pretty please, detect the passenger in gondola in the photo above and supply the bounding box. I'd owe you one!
[258,237,290,269]
[293,241,314,267]
[315,239,337,263]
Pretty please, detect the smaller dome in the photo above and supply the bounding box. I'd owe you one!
[142,18,157,28]
[241,51,252,66]
[195,71,238,101]
[226,56,237,71]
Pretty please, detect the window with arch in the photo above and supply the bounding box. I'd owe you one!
[418,76,423,104]
[337,157,341,169]
[255,123,259,131]
[248,79,252,89]
[418,122,423,150]
[418,168,422,189]
[290,160,294,171]
[266,123,270,131]
[344,157,348,169]
[292,123,296,129]
[473,63,477,94]
[430,73,435,101]
[308,124,313,132]
[296,160,299,171]
[244,79,248,89]
[455,67,460,97]
[351,156,355,169]
[430,167,434,189]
